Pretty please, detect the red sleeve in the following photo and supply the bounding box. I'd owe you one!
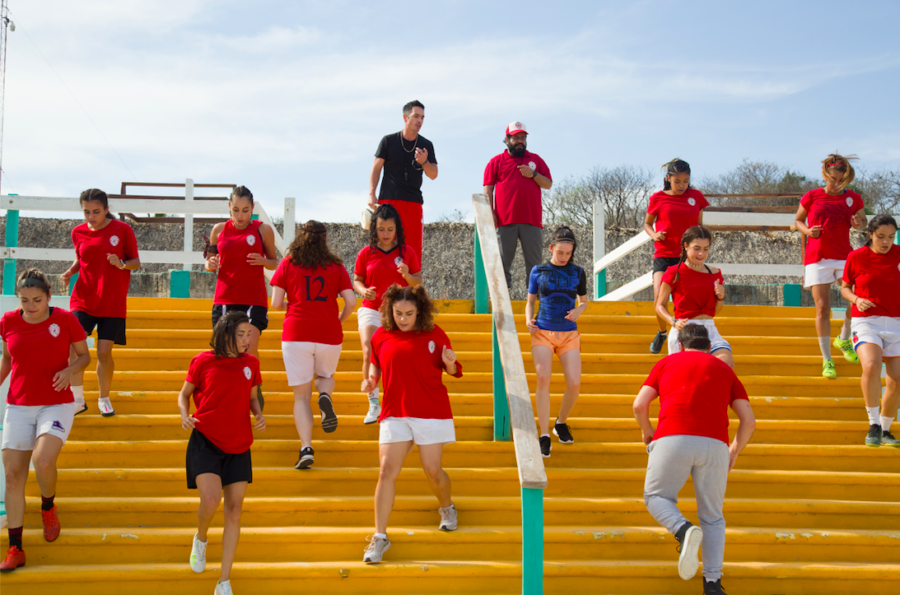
[405,245,421,274]
[250,357,262,387]
[715,270,725,286]
[337,264,353,293]
[354,248,368,277]
[66,311,87,343]
[647,195,660,216]
[370,330,383,368]
[842,252,856,284]
[800,191,814,212]
[643,358,664,391]
[536,156,552,181]
[124,224,139,260]
[729,374,749,404]
[0,312,8,342]
[483,157,497,186]
[852,193,865,213]
[696,191,709,210]
[269,258,288,289]
[660,265,677,289]
[186,354,204,386]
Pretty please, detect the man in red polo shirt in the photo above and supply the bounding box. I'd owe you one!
[483,121,553,290]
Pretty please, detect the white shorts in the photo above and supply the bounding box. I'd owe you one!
[379,416,456,445]
[668,319,731,354]
[2,403,76,451]
[282,342,342,386]
[357,306,383,331]
[851,316,900,358]
[804,259,846,288]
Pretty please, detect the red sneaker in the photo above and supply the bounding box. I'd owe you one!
[41,505,61,542]
[0,546,25,572]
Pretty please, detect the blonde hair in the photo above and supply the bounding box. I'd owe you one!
[821,154,857,191]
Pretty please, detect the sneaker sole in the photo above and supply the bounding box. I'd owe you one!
[100,410,116,417]
[74,404,88,416]
[363,414,380,425]
[552,428,574,444]
[439,524,458,532]
[318,396,338,433]
[296,456,315,470]
[866,441,882,448]
[364,541,391,564]
[44,529,60,542]
[0,563,25,572]
[678,525,703,580]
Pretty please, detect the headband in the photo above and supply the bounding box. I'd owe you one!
[17,277,48,289]
[826,161,845,168]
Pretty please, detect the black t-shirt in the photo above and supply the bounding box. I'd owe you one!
[375,132,437,204]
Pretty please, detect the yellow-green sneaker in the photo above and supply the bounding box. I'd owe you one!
[822,359,837,379]
[833,337,859,364]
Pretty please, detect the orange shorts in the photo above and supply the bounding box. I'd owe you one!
[531,329,581,356]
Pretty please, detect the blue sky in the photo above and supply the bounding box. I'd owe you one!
[3,0,899,224]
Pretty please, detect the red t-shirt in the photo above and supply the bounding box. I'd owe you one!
[647,189,709,258]
[354,244,421,311]
[843,245,900,319]
[800,188,865,265]
[483,150,552,228]
[186,351,262,454]
[214,220,269,308]
[270,258,353,344]
[70,219,139,318]
[370,325,463,421]
[661,263,724,319]
[643,350,748,445]
[1,308,87,406]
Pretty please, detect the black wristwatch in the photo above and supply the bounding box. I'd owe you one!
[531,171,538,180]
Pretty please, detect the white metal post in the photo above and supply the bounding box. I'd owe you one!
[593,202,606,299]
[183,178,194,271]
[283,197,296,248]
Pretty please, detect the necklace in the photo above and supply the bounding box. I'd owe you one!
[686,261,705,271]
[399,131,418,153]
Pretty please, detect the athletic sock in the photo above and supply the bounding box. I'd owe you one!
[41,494,55,511]
[818,337,832,360]
[840,319,851,341]
[867,407,881,425]
[374,532,387,540]
[8,527,23,550]
[881,415,894,433]
[368,387,379,401]
[71,385,84,402]
[541,433,550,438]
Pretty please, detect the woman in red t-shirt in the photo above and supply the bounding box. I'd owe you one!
[655,226,733,368]
[840,214,900,448]
[270,221,356,470]
[61,189,141,417]
[359,285,463,564]
[0,269,90,572]
[177,311,265,595]
[644,159,709,354]
[794,155,867,379]
[353,204,422,425]
[205,186,278,408]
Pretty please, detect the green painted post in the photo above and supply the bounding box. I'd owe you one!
[522,487,544,595]
[594,269,607,300]
[784,283,802,307]
[492,324,511,441]
[170,270,191,298]
[474,227,488,314]
[2,209,19,295]
[251,214,259,221]
[69,273,79,296]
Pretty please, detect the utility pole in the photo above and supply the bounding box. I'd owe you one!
[0,0,12,195]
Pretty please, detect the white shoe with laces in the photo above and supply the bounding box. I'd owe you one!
[364,398,381,425]
[190,532,207,573]
[439,503,458,531]
[214,579,233,595]
[363,535,391,563]
[98,397,115,417]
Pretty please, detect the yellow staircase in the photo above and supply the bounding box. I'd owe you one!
[3,297,899,594]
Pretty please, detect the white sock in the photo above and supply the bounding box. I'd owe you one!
[71,385,84,403]
[368,388,379,401]
[541,433,550,438]
[881,416,894,433]
[867,407,881,425]
[374,532,387,540]
[818,337,832,360]
[840,319,851,341]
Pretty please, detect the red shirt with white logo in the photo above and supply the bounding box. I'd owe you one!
[186,351,262,454]
[483,150,552,228]
[647,189,709,258]
[843,245,900,319]
[70,219,139,318]
[214,220,269,308]
[1,307,87,406]
[800,188,865,265]
[270,258,353,344]
[643,350,748,445]
[661,263,724,319]
[354,244,421,311]
[370,325,464,421]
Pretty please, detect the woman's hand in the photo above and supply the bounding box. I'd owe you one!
[61,269,74,288]
[246,253,268,266]
[442,345,457,367]
[673,319,687,331]
[206,255,220,272]
[653,231,667,242]
[107,253,124,269]
[564,308,582,322]
[856,297,876,312]
[361,378,377,393]
[253,414,267,432]
[807,225,823,239]
[714,279,725,300]
[52,367,74,391]
[851,213,863,229]
[397,262,410,276]
[526,318,538,334]
[364,286,377,301]
[181,412,198,431]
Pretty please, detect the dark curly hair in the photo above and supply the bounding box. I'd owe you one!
[210,311,252,358]
[379,284,435,332]
[287,220,343,269]
[368,203,406,253]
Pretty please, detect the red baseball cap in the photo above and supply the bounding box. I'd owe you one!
[506,121,528,136]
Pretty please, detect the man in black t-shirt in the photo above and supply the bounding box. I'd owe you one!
[367,100,438,259]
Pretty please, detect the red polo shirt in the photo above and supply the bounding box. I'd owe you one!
[484,150,552,228]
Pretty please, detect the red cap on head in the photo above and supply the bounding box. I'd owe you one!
[506,121,528,136]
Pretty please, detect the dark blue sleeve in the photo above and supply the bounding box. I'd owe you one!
[528,266,540,296]
[577,267,587,296]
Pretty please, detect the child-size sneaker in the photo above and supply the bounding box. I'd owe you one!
[190,532,207,573]
[363,535,391,564]
[553,421,574,444]
[821,359,837,379]
[882,431,900,447]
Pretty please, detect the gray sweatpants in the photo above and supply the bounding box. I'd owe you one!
[643,434,729,582]
[497,223,543,291]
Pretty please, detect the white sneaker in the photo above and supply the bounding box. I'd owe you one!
[74,399,88,416]
[98,397,115,417]
[364,398,381,425]
[363,535,391,564]
[438,503,458,531]
[190,532,208,573]
[677,525,703,580]
[214,580,233,595]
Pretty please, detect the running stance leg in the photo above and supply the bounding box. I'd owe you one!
[811,284,837,378]
[314,374,336,402]
[2,449,32,531]
[418,443,451,508]
[32,434,64,507]
[374,441,411,534]
[96,339,116,401]
[882,358,900,429]
[532,345,554,436]
[360,325,381,423]
[858,344,886,446]
[643,437,695,534]
[556,348,582,425]
[292,382,315,449]
[652,271,668,333]
[220,481,248,582]
[690,439,729,584]
[195,473,223,543]
[69,346,87,412]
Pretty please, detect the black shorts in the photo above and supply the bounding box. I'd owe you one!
[211,304,269,333]
[652,256,681,275]
[186,429,252,489]
[72,311,127,346]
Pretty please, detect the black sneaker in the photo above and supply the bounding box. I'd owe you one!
[866,424,882,447]
[256,385,265,413]
[650,331,667,354]
[318,393,338,433]
[882,430,900,447]
[674,521,702,580]
[703,578,728,594]
[553,420,574,444]
[295,447,315,470]
[539,436,551,458]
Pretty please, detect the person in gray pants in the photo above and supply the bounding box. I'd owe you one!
[633,323,756,595]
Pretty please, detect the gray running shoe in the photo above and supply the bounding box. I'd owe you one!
[439,503,458,531]
[363,536,391,564]
[866,424,883,447]
[882,430,900,447]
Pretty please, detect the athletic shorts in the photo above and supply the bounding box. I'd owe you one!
[282,342,342,386]
[357,306,383,330]
[531,329,581,356]
[73,311,126,346]
[668,319,731,354]
[212,304,269,333]
[379,416,456,445]
[851,316,900,359]
[652,257,681,275]
[804,259,846,288]
[186,428,252,489]
[2,403,76,451]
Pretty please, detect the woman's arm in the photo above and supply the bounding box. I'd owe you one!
[338,288,357,323]
[564,294,589,322]
[655,282,677,327]
[794,205,820,238]
[0,342,12,386]
[403,270,423,287]
[177,381,198,430]
[271,286,287,310]
[643,213,664,242]
[361,364,382,393]
[851,208,868,230]
[353,273,372,297]
[841,279,875,312]
[53,339,91,391]
[525,294,538,334]
[250,383,266,431]
[205,224,224,272]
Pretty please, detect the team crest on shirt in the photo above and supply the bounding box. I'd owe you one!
[109,235,120,247]
[688,197,696,206]
[428,340,436,353]
[48,323,61,338]
[528,161,537,171]
[394,256,404,266]
[243,366,252,380]
[846,197,854,207]
[246,235,256,246]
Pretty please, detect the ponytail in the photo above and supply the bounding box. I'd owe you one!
[661,158,691,191]
[674,226,714,284]
[79,188,115,219]
[821,154,857,191]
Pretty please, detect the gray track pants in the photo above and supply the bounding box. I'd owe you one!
[643,434,729,582]
[497,223,543,291]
